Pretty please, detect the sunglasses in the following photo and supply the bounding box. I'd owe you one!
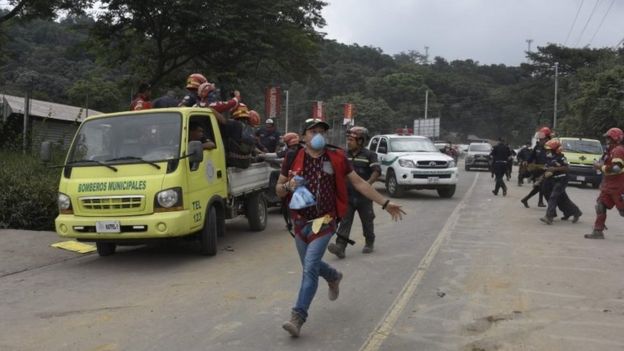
[305,118,324,123]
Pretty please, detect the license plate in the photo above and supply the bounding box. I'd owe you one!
[96,221,121,233]
[577,176,586,181]
[428,177,440,184]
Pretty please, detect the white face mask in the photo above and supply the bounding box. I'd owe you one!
[310,133,326,150]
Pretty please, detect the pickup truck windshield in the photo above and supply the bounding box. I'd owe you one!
[68,112,182,164]
[562,140,603,154]
[390,139,438,152]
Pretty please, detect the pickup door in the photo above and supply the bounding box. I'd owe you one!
[374,137,390,179]
[186,112,227,230]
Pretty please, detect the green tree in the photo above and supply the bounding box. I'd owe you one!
[564,65,624,138]
[92,0,327,86]
[0,0,91,25]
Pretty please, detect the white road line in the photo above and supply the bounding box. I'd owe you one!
[359,172,480,351]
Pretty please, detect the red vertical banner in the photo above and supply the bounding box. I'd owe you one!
[264,86,281,119]
[312,101,324,120]
[343,103,354,125]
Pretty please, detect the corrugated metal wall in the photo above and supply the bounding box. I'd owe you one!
[31,118,79,151]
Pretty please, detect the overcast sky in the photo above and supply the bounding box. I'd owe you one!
[321,0,624,66]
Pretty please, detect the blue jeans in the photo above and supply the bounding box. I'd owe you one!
[292,226,340,321]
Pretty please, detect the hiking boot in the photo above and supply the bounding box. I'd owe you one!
[540,216,553,225]
[584,230,605,239]
[561,215,569,221]
[362,242,374,254]
[572,211,582,223]
[492,190,498,196]
[327,243,346,259]
[538,202,546,208]
[521,198,529,208]
[502,189,507,197]
[328,271,343,301]
[282,311,305,337]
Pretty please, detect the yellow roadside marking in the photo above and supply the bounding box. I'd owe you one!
[51,241,97,254]
[359,172,480,351]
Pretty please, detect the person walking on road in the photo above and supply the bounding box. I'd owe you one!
[327,126,381,259]
[275,118,405,337]
[505,143,516,181]
[539,139,582,225]
[585,128,624,239]
[517,141,532,186]
[491,138,511,196]
[521,127,552,208]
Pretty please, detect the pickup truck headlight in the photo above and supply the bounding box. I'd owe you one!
[398,159,417,168]
[448,160,456,168]
[57,193,73,214]
[155,187,183,211]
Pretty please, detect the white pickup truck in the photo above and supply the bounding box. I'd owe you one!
[368,134,459,198]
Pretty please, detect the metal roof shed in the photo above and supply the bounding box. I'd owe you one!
[1,94,103,151]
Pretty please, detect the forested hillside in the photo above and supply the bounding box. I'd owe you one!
[2,5,624,144]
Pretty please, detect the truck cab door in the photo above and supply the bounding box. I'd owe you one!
[186,113,227,230]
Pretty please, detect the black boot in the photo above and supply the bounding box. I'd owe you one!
[327,242,346,259]
[584,230,604,239]
[362,241,374,254]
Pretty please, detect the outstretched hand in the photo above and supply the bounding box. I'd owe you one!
[385,202,406,221]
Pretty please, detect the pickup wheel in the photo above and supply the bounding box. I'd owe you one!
[96,242,116,257]
[385,169,405,198]
[199,206,218,256]
[465,165,471,171]
[246,192,267,231]
[437,185,456,198]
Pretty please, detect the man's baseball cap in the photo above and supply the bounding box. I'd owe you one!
[265,118,274,124]
[302,118,330,133]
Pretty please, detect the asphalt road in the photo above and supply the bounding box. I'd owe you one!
[2,164,623,351]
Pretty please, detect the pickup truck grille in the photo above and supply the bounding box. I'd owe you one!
[79,195,145,213]
[417,160,449,168]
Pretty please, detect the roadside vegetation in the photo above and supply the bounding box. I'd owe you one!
[0,150,60,230]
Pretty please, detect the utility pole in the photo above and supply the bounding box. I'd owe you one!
[553,62,559,129]
[424,46,429,63]
[23,85,31,154]
[284,90,289,133]
[526,39,533,53]
[424,89,429,119]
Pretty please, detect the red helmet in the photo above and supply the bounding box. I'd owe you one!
[231,103,250,119]
[283,133,300,147]
[197,82,215,97]
[248,110,260,126]
[604,128,624,143]
[186,73,207,90]
[539,127,552,138]
[544,139,561,153]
